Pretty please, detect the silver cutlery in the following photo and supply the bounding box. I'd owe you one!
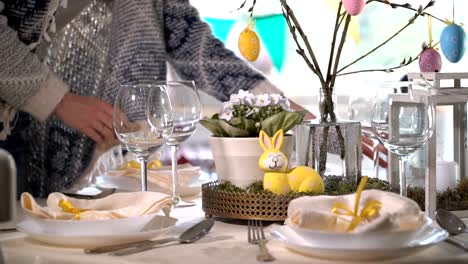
[435,209,468,251]
[63,187,116,199]
[84,218,214,255]
[248,220,275,262]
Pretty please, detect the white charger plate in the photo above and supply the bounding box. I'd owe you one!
[271,224,448,261]
[17,216,177,248]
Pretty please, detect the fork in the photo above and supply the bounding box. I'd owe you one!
[248,220,275,262]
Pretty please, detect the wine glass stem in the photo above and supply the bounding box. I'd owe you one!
[138,156,149,192]
[398,156,407,196]
[170,145,180,204]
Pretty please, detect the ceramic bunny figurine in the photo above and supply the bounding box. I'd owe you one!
[258,130,324,195]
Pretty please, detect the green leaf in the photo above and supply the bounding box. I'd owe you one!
[230,117,257,135]
[219,120,251,137]
[199,118,229,137]
[260,111,304,137]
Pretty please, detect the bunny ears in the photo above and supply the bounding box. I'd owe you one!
[259,130,284,151]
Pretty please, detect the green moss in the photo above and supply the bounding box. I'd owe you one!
[407,177,468,211]
[214,177,468,211]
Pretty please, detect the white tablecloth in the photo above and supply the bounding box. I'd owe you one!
[1,199,468,264]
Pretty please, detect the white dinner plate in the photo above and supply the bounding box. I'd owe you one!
[24,213,171,236]
[288,216,433,249]
[271,224,448,261]
[17,216,177,248]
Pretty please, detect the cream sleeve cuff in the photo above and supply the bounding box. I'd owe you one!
[21,73,69,122]
[251,80,284,96]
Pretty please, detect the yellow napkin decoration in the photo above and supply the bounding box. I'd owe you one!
[331,176,382,232]
[124,160,162,170]
[58,199,89,220]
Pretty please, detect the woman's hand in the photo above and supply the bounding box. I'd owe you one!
[54,92,115,143]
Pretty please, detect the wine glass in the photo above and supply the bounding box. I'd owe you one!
[158,80,202,205]
[113,84,173,191]
[371,81,435,196]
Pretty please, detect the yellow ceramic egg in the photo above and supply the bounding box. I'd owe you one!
[238,24,260,62]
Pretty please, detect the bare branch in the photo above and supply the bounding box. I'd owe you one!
[326,2,343,83]
[371,0,445,24]
[337,49,424,76]
[338,13,419,74]
[281,8,322,82]
[280,0,326,85]
[331,14,352,88]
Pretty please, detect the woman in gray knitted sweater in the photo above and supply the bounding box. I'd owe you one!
[0,0,308,197]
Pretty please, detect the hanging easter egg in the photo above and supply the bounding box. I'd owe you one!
[440,24,466,63]
[238,24,260,62]
[419,47,442,72]
[342,0,366,16]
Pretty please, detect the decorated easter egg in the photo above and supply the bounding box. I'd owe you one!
[343,0,366,16]
[419,48,442,72]
[440,24,466,63]
[238,25,260,62]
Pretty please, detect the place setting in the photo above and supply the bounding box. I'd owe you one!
[268,176,449,261]
[11,80,213,256]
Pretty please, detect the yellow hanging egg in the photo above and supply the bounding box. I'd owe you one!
[238,24,260,62]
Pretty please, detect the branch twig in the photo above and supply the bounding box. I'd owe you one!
[370,0,445,24]
[338,13,419,74]
[331,14,351,88]
[280,0,326,85]
[326,2,344,83]
[337,49,424,76]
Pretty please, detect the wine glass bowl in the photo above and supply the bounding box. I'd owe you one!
[113,84,173,191]
[371,81,435,196]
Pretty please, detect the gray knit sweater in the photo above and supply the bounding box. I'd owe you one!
[0,0,280,197]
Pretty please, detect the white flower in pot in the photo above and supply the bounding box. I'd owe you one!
[200,90,305,187]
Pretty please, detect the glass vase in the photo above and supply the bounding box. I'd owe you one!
[295,120,362,184]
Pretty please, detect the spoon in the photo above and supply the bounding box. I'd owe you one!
[435,209,468,251]
[85,218,214,255]
[435,209,468,235]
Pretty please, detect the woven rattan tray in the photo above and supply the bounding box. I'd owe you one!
[202,181,301,221]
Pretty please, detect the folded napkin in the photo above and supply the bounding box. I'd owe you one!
[21,191,174,221]
[287,189,425,234]
[108,164,202,191]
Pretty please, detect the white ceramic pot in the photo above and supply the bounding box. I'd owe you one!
[209,135,294,188]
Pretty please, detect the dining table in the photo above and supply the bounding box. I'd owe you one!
[1,197,468,264]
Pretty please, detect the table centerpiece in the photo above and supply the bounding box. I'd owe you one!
[236,0,458,185]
